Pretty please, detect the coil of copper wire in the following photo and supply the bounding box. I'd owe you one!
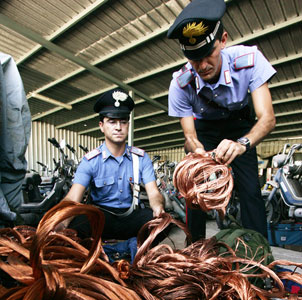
[173,152,234,217]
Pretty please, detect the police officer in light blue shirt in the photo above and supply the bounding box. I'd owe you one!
[60,88,165,239]
[167,0,276,241]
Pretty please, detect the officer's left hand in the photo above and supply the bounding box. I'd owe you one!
[213,139,246,165]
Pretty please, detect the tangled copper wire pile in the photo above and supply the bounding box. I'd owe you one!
[0,201,302,300]
[173,152,234,216]
[0,201,141,300]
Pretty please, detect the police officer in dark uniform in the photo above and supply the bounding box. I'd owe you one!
[167,0,276,241]
[59,88,165,240]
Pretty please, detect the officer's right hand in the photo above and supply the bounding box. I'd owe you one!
[214,139,245,165]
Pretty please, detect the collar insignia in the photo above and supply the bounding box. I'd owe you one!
[112,91,128,107]
[183,22,209,45]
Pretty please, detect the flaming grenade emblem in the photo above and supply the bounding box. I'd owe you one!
[183,21,209,44]
[112,91,128,107]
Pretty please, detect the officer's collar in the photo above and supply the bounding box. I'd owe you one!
[101,142,131,160]
[190,50,234,93]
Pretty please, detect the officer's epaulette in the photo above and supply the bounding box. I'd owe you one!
[234,52,254,70]
[130,146,145,157]
[176,65,194,88]
[84,148,101,160]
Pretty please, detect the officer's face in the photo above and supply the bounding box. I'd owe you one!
[188,31,228,83]
[99,117,129,144]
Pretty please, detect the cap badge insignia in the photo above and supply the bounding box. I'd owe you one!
[183,22,208,44]
[112,91,128,107]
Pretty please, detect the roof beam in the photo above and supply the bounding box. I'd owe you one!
[134,129,183,142]
[16,0,109,65]
[275,109,302,117]
[30,14,302,96]
[63,73,302,134]
[146,143,185,152]
[269,76,302,89]
[270,128,302,135]
[276,120,302,127]
[58,80,302,135]
[35,50,302,124]
[0,13,167,112]
[136,137,185,148]
[273,95,302,105]
[77,110,166,135]
[29,93,72,110]
[23,14,302,120]
[134,120,179,132]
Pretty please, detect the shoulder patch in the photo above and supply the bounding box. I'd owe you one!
[176,68,194,88]
[131,146,145,157]
[84,148,101,160]
[234,53,254,70]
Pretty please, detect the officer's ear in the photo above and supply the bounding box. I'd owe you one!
[99,120,104,133]
[220,31,228,49]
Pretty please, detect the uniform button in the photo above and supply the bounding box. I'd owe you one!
[222,112,225,115]
[120,189,123,193]
[201,108,204,111]
[240,103,243,107]
[119,201,122,204]
[104,181,106,185]
[214,94,218,97]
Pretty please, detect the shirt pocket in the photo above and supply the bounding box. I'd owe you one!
[94,176,115,199]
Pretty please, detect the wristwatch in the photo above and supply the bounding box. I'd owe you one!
[237,137,250,152]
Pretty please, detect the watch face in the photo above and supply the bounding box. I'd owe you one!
[237,137,250,151]
[240,138,249,145]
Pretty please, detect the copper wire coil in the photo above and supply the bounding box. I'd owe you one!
[173,152,234,217]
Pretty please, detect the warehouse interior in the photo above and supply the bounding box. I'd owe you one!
[0,0,301,171]
[1,1,302,297]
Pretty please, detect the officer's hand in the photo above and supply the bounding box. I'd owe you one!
[152,205,165,218]
[194,147,207,155]
[54,222,67,232]
[214,139,246,165]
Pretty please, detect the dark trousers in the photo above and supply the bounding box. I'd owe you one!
[187,118,267,242]
[69,206,154,240]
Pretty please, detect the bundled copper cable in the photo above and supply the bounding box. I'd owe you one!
[123,213,302,300]
[173,152,234,216]
[1,202,301,300]
[0,201,142,300]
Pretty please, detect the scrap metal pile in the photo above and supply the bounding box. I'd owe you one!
[0,200,301,300]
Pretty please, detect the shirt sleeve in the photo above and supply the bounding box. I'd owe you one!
[141,152,156,185]
[73,158,93,187]
[168,77,194,118]
[249,47,276,92]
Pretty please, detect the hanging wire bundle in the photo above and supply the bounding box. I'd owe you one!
[173,152,233,217]
[0,202,301,300]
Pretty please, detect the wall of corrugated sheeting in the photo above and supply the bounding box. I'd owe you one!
[25,121,99,173]
[147,139,302,163]
[147,147,186,163]
[256,138,302,159]
[25,121,302,173]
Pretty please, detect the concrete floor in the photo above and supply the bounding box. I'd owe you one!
[162,220,302,266]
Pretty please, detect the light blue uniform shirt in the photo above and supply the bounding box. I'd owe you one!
[168,45,276,120]
[73,143,155,209]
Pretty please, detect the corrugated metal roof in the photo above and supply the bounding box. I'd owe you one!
[0,0,301,151]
